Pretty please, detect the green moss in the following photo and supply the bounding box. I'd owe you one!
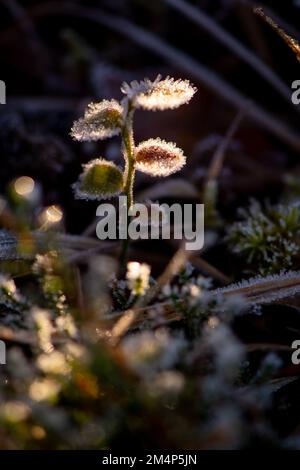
[227,200,300,275]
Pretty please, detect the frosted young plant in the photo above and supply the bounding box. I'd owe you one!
[71,76,196,263]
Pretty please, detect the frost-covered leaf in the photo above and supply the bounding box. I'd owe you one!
[135,138,186,177]
[74,158,124,200]
[121,75,197,110]
[71,99,123,141]
[0,230,19,260]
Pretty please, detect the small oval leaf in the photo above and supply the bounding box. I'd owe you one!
[135,138,186,177]
[74,159,124,200]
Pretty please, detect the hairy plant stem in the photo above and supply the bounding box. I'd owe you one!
[120,100,136,272]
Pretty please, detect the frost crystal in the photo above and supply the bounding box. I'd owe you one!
[121,75,197,110]
[135,138,186,177]
[71,99,123,141]
[214,270,300,304]
[73,158,124,201]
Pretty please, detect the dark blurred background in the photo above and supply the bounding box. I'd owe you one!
[0,0,300,234]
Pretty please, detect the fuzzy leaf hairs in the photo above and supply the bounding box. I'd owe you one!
[121,75,196,110]
[74,159,124,201]
[71,100,123,141]
[135,138,186,177]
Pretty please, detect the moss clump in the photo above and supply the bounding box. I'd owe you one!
[227,200,300,275]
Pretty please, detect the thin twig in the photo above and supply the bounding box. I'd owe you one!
[254,7,300,61]
[255,3,300,41]
[164,0,297,111]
